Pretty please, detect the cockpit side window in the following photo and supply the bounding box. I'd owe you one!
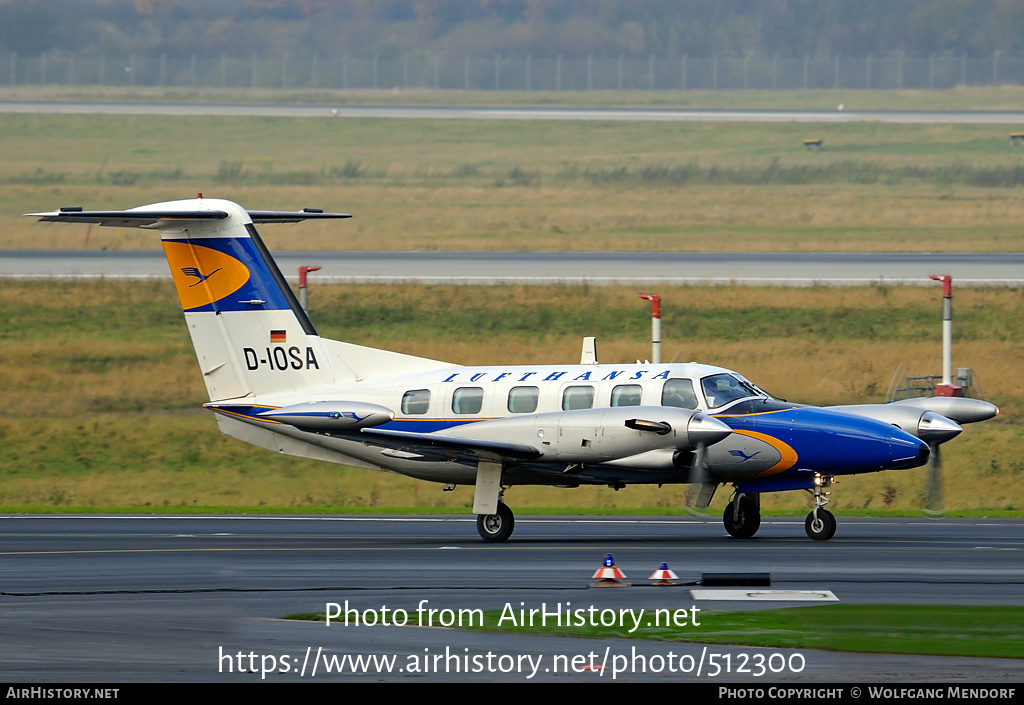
[701,373,754,409]
[661,378,698,409]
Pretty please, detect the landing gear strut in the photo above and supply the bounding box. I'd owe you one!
[723,492,761,539]
[477,502,515,542]
[805,474,837,541]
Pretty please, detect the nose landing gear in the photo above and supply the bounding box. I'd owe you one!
[805,474,837,541]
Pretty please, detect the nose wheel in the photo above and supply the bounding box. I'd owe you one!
[804,474,837,541]
[477,502,515,542]
[805,508,837,541]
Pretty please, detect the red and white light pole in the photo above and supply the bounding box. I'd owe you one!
[298,265,321,311]
[928,274,961,397]
[637,293,661,364]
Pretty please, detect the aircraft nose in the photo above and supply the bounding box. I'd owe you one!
[918,440,930,463]
[886,435,930,470]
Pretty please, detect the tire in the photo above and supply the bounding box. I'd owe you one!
[805,509,837,541]
[477,502,515,542]
[723,496,761,539]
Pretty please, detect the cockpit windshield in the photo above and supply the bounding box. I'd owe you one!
[701,373,765,409]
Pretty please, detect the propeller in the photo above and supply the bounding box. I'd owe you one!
[925,442,942,514]
[681,413,731,509]
[917,411,961,515]
[684,441,714,508]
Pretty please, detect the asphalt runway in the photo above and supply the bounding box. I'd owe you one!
[3,101,1024,124]
[1,515,1021,682]
[4,250,1024,286]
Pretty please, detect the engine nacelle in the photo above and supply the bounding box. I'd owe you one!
[439,406,731,464]
[258,401,394,430]
[827,404,962,445]
[889,396,998,425]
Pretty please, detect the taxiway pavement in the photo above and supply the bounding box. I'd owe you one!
[1,515,1021,682]
[4,250,1023,286]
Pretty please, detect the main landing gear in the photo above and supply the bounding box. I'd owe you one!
[805,474,837,541]
[724,477,839,541]
[723,492,761,539]
[476,502,515,542]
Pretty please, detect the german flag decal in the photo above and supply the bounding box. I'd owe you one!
[270,330,286,344]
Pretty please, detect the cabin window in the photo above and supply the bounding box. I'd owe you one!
[507,386,539,413]
[662,378,699,409]
[452,387,484,415]
[562,385,595,411]
[401,389,431,415]
[610,384,642,407]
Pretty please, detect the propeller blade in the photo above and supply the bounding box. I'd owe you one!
[685,442,718,508]
[924,441,943,515]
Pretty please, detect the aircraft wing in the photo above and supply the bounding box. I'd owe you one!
[358,428,543,463]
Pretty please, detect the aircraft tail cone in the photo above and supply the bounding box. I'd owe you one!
[648,562,679,586]
[590,553,630,588]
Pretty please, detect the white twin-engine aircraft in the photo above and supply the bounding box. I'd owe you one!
[31,198,998,542]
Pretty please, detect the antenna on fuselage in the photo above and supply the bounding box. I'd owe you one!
[580,336,598,365]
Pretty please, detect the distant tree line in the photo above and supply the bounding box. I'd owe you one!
[2,0,1023,60]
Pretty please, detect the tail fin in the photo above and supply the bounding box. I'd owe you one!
[161,199,348,400]
[31,198,354,401]
[31,197,454,399]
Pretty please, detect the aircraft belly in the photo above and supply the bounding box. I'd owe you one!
[215,414,381,471]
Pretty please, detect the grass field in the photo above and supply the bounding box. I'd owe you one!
[0,280,1020,514]
[466,604,1024,659]
[3,97,1024,252]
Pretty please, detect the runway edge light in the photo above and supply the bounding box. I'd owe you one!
[590,553,630,588]
[649,562,678,586]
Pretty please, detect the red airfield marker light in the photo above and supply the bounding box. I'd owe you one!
[637,294,661,364]
[648,562,679,586]
[590,553,629,588]
[299,266,321,312]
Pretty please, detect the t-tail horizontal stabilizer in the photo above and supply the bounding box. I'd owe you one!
[28,205,352,228]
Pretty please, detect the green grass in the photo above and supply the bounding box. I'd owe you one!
[4,110,1024,252]
[474,605,1024,659]
[285,604,1024,659]
[0,280,1022,512]
[4,114,1023,190]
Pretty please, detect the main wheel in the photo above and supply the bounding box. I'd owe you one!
[723,495,761,539]
[805,509,837,541]
[477,502,515,542]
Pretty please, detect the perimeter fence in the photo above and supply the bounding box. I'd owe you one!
[5,52,1024,91]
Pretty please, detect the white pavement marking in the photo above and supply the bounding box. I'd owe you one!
[690,589,839,601]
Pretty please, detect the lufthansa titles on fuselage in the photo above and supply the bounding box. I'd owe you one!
[441,369,673,383]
